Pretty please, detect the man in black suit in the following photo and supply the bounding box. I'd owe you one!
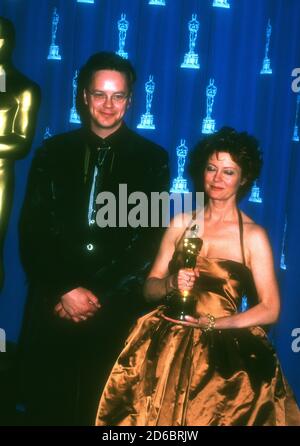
[19,52,169,425]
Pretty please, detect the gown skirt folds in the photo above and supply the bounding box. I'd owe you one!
[96,257,300,426]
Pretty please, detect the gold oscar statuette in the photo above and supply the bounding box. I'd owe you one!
[0,17,40,289]
[164,225,202,321]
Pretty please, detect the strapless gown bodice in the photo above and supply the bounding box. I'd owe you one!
[192,256,256,318]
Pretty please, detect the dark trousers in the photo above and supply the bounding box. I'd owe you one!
[18,305,133,426]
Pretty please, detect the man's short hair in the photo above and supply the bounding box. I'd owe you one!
[76,52,136,124]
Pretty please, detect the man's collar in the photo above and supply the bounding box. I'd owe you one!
[84,123,128,152]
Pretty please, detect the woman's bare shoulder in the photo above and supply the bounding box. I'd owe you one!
[240,210,255,225]
[241,211,269,245]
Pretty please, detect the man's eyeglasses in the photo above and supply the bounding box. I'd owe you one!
[87,90,129,105]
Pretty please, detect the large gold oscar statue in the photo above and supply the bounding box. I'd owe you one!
[0,17,40,289]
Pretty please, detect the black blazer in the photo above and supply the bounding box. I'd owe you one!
[19,125,169,314]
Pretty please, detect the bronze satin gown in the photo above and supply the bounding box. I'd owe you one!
[96,216,300,426]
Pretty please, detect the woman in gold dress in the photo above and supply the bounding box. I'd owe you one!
[96,127,300,426]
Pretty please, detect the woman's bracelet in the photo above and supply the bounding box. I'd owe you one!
[202,313,216,332]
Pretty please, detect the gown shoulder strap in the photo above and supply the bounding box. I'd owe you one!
[238,208,246,266]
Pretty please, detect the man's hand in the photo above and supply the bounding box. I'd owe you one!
[54,287,101,323]
[54,302,73,320]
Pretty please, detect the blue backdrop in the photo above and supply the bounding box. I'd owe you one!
[0,0,299,403]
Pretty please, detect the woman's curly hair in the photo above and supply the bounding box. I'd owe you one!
[188,127,263,200]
